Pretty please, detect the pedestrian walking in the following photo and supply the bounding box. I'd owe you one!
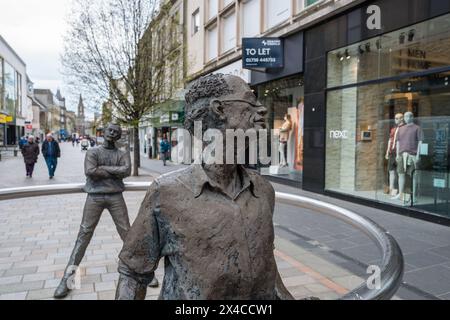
[21,136,40,178]
[18,136,27,150]
[159,135,171,166]
[42,133,61,179]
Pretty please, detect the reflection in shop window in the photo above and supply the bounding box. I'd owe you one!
[327,13,450,88]
[255,75,304,183]
[326,73,450,218]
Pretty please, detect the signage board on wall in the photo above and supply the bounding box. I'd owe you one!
[160,113,170,124]
[242,38,284,69]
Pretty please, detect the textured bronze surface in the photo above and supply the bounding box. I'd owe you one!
[116,74,294,300]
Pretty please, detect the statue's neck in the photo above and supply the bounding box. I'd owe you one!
[203,164,239,189]
[103,140,116,150]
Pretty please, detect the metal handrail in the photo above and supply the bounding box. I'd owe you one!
[276,192,404,300]
[0,183,404,300]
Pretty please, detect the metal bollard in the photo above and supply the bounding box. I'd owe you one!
[14,149,18,157]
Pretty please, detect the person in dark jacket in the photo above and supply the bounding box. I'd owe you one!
[159,135,171,166]
[42,133,61,179]
[18,136,27,150]
[21,136,40,178]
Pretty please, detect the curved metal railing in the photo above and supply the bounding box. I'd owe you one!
[0,183,404,300]
[276,192,404,300]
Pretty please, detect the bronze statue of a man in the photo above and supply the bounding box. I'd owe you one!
[115,74,294,300]
[54,123,132,298]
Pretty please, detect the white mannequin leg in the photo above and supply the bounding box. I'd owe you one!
[280,143,287,167]
[392,174,405,199]
[389,170,397,196]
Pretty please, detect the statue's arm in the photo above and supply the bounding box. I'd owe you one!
[116,181,161,300]
[116,262,154,300]
[99,151,132,179]
[275,271,295,300]
[85,150,113,179]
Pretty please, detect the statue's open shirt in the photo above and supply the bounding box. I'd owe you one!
[117,165,291,300]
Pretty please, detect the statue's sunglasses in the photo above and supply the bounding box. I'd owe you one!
[218,99,263,108]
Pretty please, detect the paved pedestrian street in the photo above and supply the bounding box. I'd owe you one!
[0,193,365,300]
[0,143,368,300]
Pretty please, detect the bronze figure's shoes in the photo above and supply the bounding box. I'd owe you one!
[54,278,71,299]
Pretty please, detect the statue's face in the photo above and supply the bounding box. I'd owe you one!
[217,78,267,132]
[105,125,121,142]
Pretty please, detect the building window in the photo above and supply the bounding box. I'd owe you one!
[221,10,236,53]
[325,13,450,218]
[3,62,16,118]
[300,0,320,10]
[265,0,291,30]
[208,0,218,21]
[241,0,260,38]
[192,9,200,35]
[16,72,22,115]
[0,57,3,110]
[206,24,218,61]
[223,0,234,8]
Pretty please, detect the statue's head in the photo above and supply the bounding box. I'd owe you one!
[185,74,267,135]
[105,123,122,142]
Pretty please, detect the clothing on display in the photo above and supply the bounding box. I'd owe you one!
[397,123,424,156]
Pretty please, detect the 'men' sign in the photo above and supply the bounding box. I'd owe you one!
[242,38,284,69]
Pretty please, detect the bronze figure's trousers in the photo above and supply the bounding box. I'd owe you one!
[64,193,130,276]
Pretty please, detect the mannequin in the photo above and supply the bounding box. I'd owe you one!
[279,114,292,167]
[295,98,304,169]
[385,113,405,196]
[393,112,423,201]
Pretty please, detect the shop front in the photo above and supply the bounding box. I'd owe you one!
[249,32,304,186]
[147,99,185,160]
[303,0,450,223]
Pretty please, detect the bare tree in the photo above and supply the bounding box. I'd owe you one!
[62,0,177,176]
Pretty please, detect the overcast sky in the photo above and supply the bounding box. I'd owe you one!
[0,0,80,112]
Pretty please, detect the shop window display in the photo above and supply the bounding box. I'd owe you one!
[326,14,450,218]
[255,75,304,183]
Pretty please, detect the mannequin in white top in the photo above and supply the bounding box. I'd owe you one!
[279,114,292,167]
